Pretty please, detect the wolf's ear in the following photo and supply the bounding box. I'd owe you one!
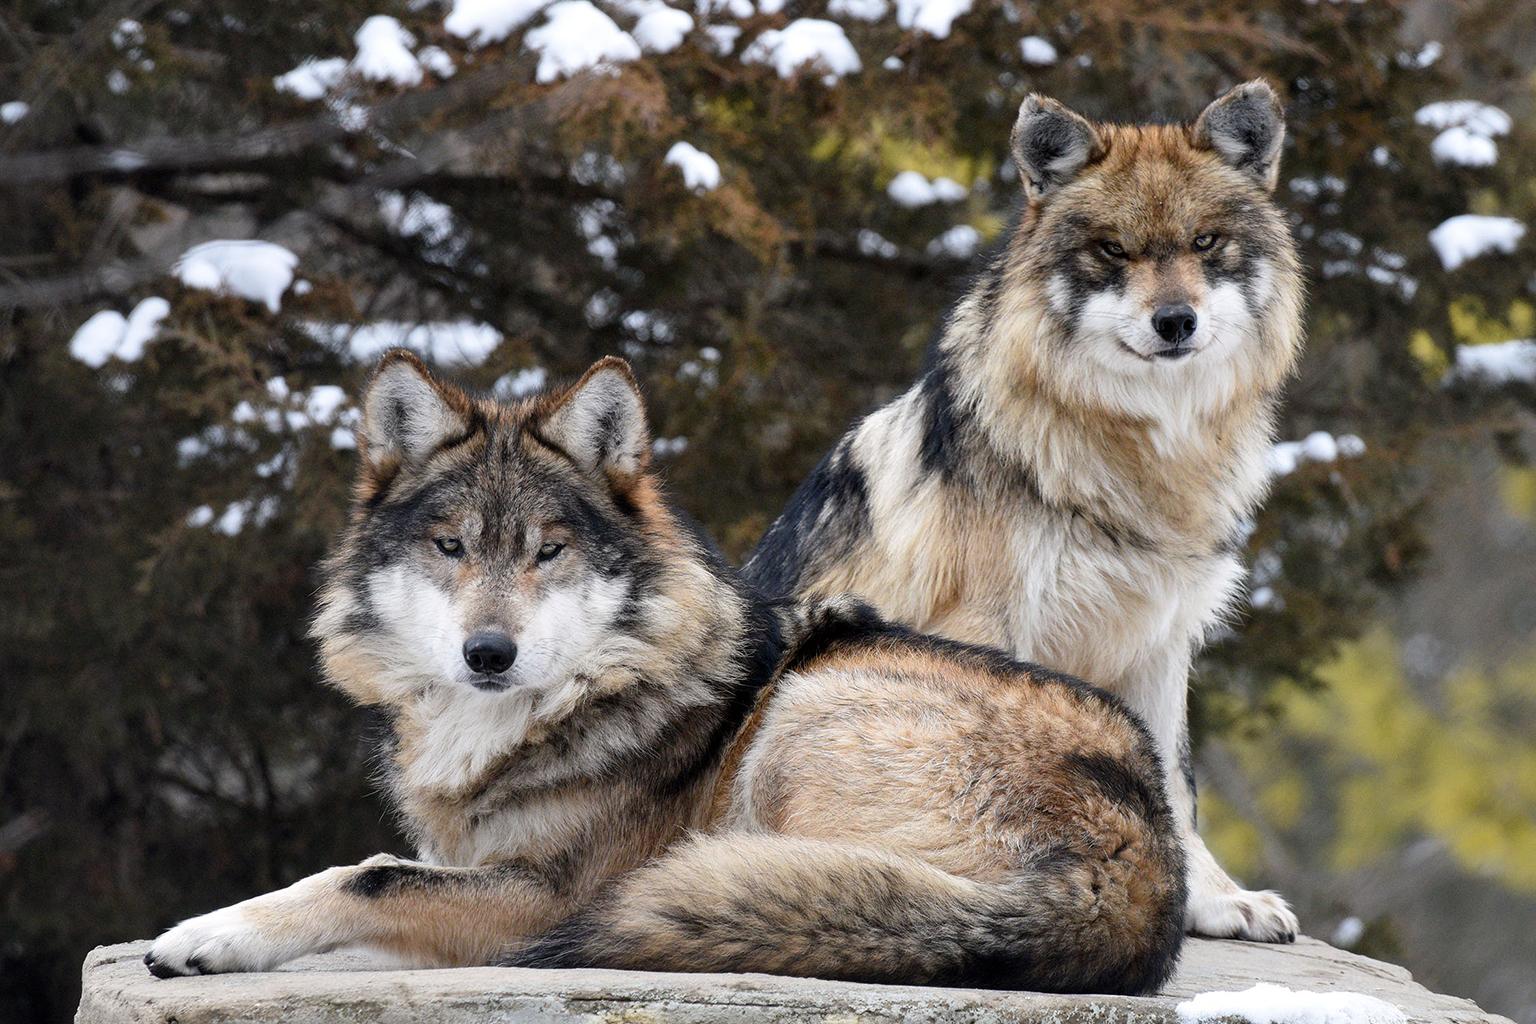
[539,357,649,482]
[1193,80,1286,191]
[359,349,473,470]
[1011,95,1104,201]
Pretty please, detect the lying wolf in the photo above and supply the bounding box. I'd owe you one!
[745,82,1305,942]
[145,351,1186,993]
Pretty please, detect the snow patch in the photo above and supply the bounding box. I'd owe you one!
[1,100,29,124]
[665,141,721,191]
[1267,431,1365,477]
[68,297,170,368]
[1414,101,1511,137]
[445,0,552,45]
[1427,215,1525,271]
[886,169,966,207]
[632,5,693,52]
[352,16,423,86]
[494,366,549,399]
[857,228,898,258]
[1430,126,1497,167]
[1332,916,1366,948]
[743,19,860,79]
[274,57,349,100]
[525,1,641,83]
[176,240,299,312]
[307,320,504,367]
[895,0,972,38]
[1018,35,1057,64]
[927,223,979,258]
[1449,339,1536,385]
[1176,984,1405,1024]
[828,0,889,21]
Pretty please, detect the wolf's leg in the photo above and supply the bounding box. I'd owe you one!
[1124,649,1298,943]
[144,854,569,977]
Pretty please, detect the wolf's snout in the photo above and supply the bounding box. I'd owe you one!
[463,632,517,675]
[1151,304,1198,347]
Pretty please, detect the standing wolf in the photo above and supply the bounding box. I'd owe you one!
[745,82,1304,942]
[144,351,1186,992]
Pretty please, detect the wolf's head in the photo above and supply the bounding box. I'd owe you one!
[311,352,742,721]
[1000,81,1303,421]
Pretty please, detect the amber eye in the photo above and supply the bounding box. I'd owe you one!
[434,537,463,557]
[536,541,565,563]
[1100,240,1128,259]
[1192,233,1219,252]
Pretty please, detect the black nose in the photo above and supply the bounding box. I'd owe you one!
[463,633,517,675]
[1151,304,1198,345]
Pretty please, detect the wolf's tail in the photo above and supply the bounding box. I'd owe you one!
[505,832,1185,995]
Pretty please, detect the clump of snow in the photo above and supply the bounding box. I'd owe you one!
[418,46,456,77]
[307,320,505,367]
[895,0,972,38]
[1176,984,1405,1024]
[107,69,131,95]
[353,16,423,86]
[665,141,721,191]
[378,192,464,262]
[1267,431,1366,477]
[653,436,688,457]
[1332,916,1366,948]
[445,0,552,45]
[273,57,349,100]
[1427,215,1525,271]
[176,240,299,312]
[494,366,549,399]
[68,297,170,368]
[111,19,145,51]
[525,1,641,83]
[632,5,693,52]
[1018,35,1057,64]
[828,0,889,21]
[695,0,753,17]
[743,19,860,80]
[704,24,741,54]
[857,228,898,258]
[1430,126,1497,168]
[927,224,980,258]
[1414,101,1511,137]
[1448,339,1536,385]
[886,170,966,207]
[1,100,28,124]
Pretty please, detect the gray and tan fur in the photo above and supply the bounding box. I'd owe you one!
[745,82,1305,942]
[145,351,1186,993]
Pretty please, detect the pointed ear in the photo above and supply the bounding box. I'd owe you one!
[1192,80,1286,190]
[539,357,649,482]
[1011,94,1104,202]
[359,349,473,471]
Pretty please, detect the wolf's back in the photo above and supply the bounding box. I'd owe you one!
[506,830,1184,995]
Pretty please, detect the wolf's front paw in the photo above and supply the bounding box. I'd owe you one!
[1186,881,1298,943]
[144,905,288,977]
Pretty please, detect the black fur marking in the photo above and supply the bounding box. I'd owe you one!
[743,439,870,600]
[1064,752,1159,822]
[1178,730,1197,826]
[917,348,967,481]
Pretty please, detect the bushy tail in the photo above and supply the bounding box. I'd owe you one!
[505,833,1184,995]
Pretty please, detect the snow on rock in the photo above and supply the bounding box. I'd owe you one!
[664,141,721,191]
[1430,126,1498,167]
[525,1,641,83]
[743,19,860,79]
[68,297,170,368]
[1414,100,1512,137]
[352,16,423,86]
[1449,339,1536,385]
[1176,984,1406,1024]
[886,170,966,207]
[632,5,693,52]
[1018,35,1057,64]
[1,100,29,124]
[445,0,552,45]
[927,223,980,258]
[1267,431,1366,477]
[175,240,299,312]
[308,320,505,367]
[828,0,889,21]
[895,0,972,38]
[273,57,349,100]
[1427,215,1525,271]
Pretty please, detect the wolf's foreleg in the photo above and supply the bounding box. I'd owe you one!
[1124,648,1298,943]
[144,854,568,977]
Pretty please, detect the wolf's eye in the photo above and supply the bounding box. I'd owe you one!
[1099,240,1128,259]
[536,541,565,563]
[434,537,463,557]
[1192,233,1219,252]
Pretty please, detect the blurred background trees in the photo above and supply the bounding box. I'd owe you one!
[2,0,1534,1020]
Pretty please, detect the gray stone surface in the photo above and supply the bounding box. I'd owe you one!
[77,938,1513,1024]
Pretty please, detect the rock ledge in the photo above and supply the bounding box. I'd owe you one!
[77,937,1512,1024]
